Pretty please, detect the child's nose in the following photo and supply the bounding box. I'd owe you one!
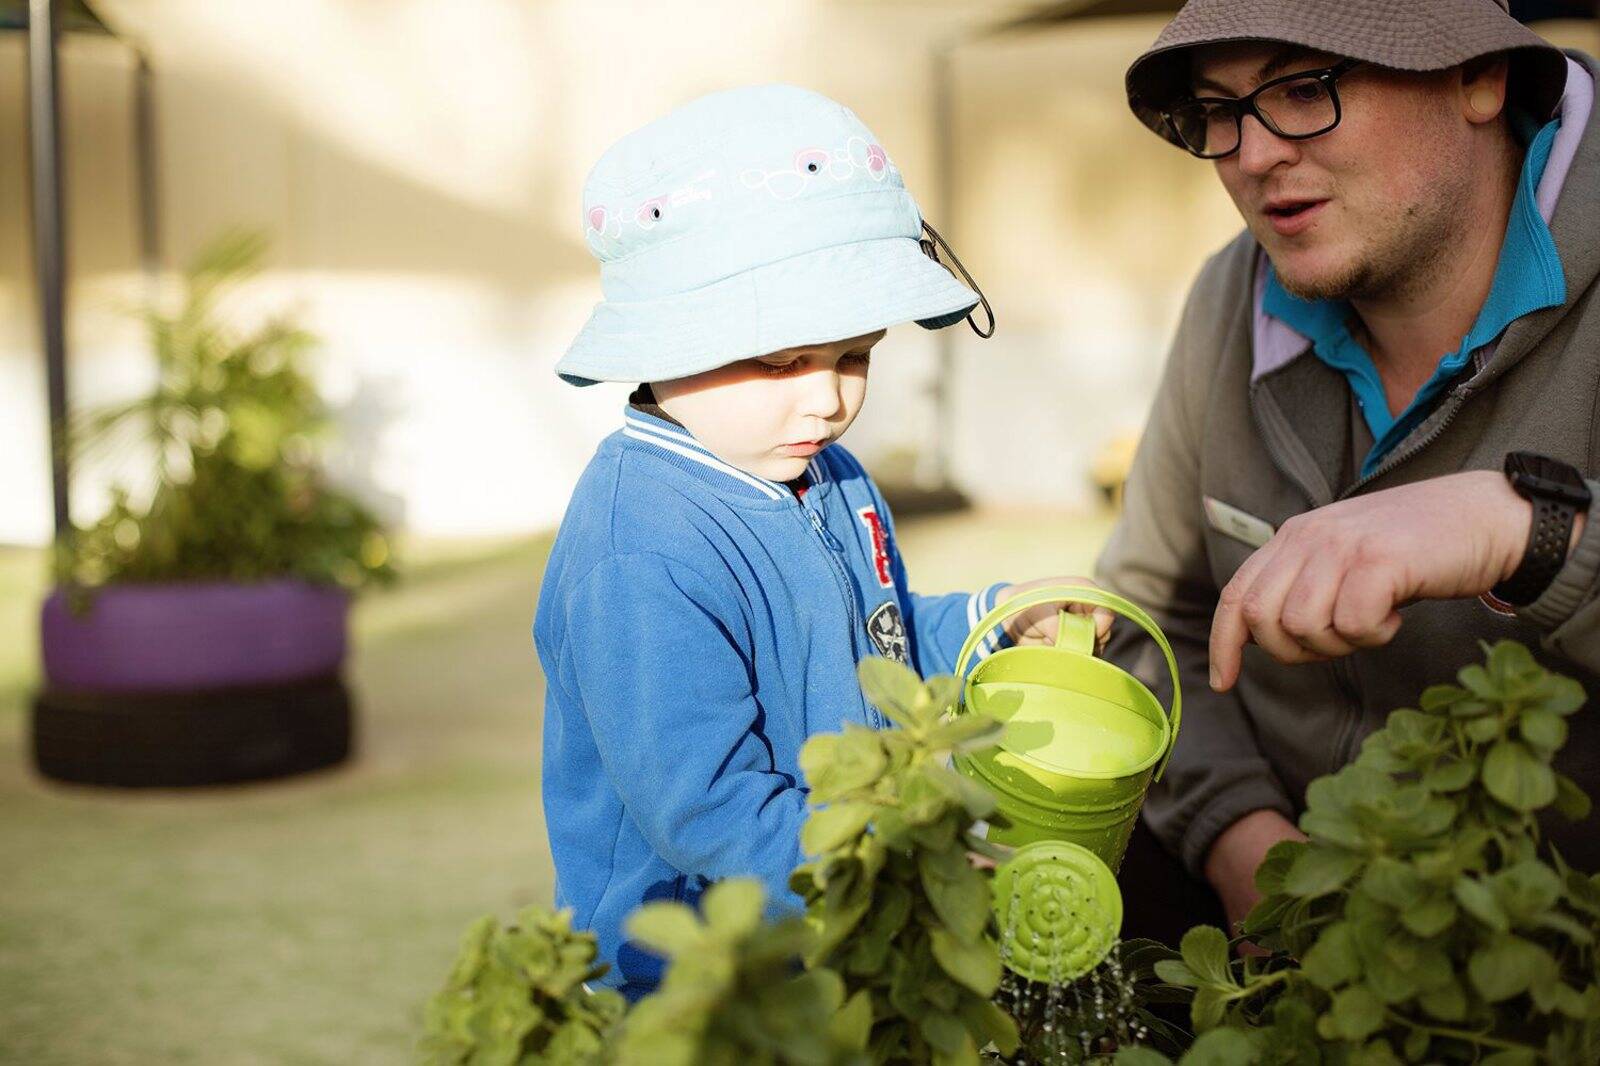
[796,369,843,420]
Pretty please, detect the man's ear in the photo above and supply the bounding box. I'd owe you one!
[1460,56,1511,124]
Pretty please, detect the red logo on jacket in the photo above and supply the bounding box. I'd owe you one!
[856,506,893,588]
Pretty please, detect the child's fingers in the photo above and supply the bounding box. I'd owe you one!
[1092,607,1113,645]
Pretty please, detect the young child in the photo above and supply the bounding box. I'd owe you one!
[535,84,1106,998]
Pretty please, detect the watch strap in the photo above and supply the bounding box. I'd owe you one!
[1492,493,1578,606]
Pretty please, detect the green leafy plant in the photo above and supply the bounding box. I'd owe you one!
[790,658,1022,1065]
[614,878,856,1066]
[1145,641,1600,1064]
[419,905,624,1066]
[58,229,392,592]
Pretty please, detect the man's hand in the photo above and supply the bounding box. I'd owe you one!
[995,577,1114,651]
[1204,808,1306,949]
[1208,471,1554,692]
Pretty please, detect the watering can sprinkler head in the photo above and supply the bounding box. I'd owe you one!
[994,839,1122,984]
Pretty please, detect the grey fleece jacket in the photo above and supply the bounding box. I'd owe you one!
[1097,52,1600,877]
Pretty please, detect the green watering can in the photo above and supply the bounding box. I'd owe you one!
[953,585,1182,874]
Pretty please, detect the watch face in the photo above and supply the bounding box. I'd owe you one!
[1506,451,1592,506]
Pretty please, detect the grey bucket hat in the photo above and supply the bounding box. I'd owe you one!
[1126,0,1571,147]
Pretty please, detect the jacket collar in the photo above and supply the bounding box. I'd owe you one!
[619,406,828,501]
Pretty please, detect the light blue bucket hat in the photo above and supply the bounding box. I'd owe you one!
[558,84,986,387]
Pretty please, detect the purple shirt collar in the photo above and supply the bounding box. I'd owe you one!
[1251,57,1595,383]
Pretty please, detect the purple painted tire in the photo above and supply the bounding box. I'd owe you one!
[41,580,350,693]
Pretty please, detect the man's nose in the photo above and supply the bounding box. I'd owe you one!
[1235,114,1298,176]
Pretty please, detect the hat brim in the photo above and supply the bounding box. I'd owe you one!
[556,236,980,386]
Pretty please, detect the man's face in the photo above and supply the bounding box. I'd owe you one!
[652,330,882,482]
[1191,43,1487,302]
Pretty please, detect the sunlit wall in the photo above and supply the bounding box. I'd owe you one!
[4,3,1592,545]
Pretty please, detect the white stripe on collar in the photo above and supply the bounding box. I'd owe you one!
[623,414,788,500]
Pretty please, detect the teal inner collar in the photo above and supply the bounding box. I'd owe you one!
[1262,115,1567,478]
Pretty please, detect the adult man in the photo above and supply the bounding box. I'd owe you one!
[1098,0,1600,942]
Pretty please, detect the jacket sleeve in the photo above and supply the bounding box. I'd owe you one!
[563,551,807,913]
[898,571,1009,680]
[1095,262,1296,877]
[1516,480,1600,669]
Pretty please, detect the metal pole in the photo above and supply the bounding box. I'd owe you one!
[25,0,70,539]
[921,41,957,491]
[133,49,161,289]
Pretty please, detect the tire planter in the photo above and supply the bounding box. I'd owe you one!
[32,580,354,787]
[41,580,349,693]
[32,675,352,787]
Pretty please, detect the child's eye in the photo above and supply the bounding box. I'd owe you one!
[756,358,803,377]
[840,352,872,367]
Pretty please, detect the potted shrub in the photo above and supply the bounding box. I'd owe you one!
[32,230,393,787]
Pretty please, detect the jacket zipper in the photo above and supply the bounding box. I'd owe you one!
[796,496,884,730]
[1253,379,1474,774]
[1336,385,1472,501]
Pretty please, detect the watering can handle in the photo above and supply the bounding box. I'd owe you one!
[952,585,1183,780]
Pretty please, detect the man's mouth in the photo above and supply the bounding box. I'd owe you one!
[1262,198,1328,236]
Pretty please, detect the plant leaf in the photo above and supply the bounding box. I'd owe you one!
[927,927,1000,997]
[857,658,924,726]
[1178,926,1235,988]
[1326,985,1384,1041]
[625,902,703,959]
[1302,921,1361,990]
[1519,709,1567,755]
[1469,934,1553,1002]
[1284,845,1365,899]
[1554,773,1593,821]
[1482,740,1557,812]
[1454,876,1510,932]
[701,878,765,940]
[801,802,876,856]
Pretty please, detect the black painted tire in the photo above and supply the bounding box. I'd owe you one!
[30,675,353,787]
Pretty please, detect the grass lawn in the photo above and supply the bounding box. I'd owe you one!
[0,507,1113,1065]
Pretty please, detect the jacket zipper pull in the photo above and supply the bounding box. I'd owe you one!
[806,506,845,553]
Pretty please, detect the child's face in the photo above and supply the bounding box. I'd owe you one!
[653,329,884,482]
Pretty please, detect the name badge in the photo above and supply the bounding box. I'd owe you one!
[1203,496,1276,549]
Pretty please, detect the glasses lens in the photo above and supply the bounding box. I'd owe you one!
[1256,75,1339,137]
[1168,100,1238,157]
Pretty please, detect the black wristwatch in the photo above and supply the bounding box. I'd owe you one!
[1490,452,1592,607]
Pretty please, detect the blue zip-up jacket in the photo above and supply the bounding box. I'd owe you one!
[535,406,1005,996]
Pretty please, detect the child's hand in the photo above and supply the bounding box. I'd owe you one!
[995,577,1113,652]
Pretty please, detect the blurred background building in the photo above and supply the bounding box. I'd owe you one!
[0,2,1296,543]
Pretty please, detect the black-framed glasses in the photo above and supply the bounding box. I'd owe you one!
[1162,59,1362,159]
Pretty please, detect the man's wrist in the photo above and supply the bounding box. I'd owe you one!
[1204,810,1302,902]
[1488,470,1536,585]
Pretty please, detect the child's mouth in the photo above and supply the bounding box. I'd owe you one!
[779,440,827,457]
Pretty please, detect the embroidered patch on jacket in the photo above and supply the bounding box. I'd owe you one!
[866,600,910,666]
[856,506,894,588]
